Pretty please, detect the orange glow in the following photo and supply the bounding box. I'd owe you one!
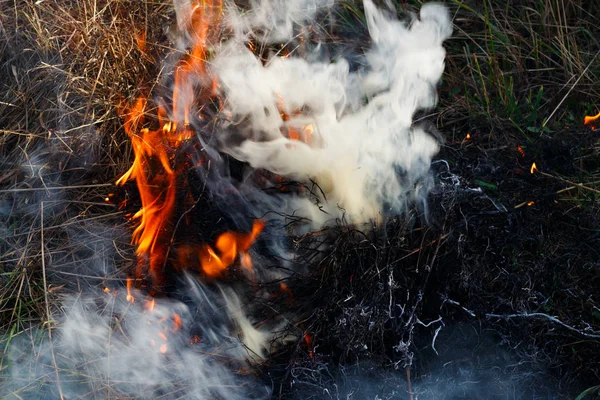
[115,1,266,290]
[116,97,196,287]
[173,313,182,332]
[527,201,535,206]
[530,163,538,174]
[517,146,525,158]
[280,282,293,298]
[465,133,471,140]
[160,344,168,354]
[136,29,147,54]
[103,287,111,293]
[190,335,201,345]
[276,93,313,144]
[584,111,600,128]
[303,332,314,359]
[200,220,265,278]
[126,278,135,303]
[146,299,155,312]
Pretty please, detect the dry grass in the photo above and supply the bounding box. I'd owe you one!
[438,0,600,137]
[0,0,172,347]
[1,0,600,397]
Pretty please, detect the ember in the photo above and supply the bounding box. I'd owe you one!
[530,162,538,174]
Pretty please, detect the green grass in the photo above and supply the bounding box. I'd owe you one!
[442,0,600,134]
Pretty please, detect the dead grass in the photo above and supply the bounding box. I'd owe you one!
[1,0,600,397]
[0,0,171,352]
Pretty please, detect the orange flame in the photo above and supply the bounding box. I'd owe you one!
[530,163,538,174]
[116,0,263,288]
[584,111,600,129]
[126,278,135,303]
[116,97,193,286]
[200,221,265,278]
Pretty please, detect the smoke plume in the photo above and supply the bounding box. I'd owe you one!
[212,0,452,227]
[3,1,452,398]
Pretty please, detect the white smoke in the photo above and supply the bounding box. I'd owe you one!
[3,1,452,398]
[210,0,452,228]
[224,0,335,43]
[6,282,273,399]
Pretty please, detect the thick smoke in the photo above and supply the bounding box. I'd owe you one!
[3,1,452,398]
[213,0,452,228]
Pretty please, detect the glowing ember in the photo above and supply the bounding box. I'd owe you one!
[190,335,201,345]
[527,201,535,206]
[103,287,111,293]
[173,313,182,332]
[530,163,538,174]
[303,332,314,359]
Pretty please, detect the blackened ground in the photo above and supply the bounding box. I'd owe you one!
[265,128,600,399]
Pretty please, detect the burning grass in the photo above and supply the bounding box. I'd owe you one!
[1,0,600,398]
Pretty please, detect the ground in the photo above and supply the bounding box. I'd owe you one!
[1,0,600,399]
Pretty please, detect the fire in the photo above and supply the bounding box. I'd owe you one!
[160,344,168,354]
[135,29,146,54]
[584,111,600,129]
[126,277,134,303]
[116,97,194,287]
[115,0,263,289]
[200,221,265,278]
[173,313,182,332]
[147,299,155,312]
[530,162,538,174]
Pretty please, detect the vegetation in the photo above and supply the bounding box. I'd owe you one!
[1,0,599,398]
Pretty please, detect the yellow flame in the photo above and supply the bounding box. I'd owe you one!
[530,163,538,174]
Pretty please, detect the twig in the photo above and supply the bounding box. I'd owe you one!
[536,170,600,195]
[41,202,64,399]
[406,367,414,400]
[0,183,114,193]
[486,312,600,339]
